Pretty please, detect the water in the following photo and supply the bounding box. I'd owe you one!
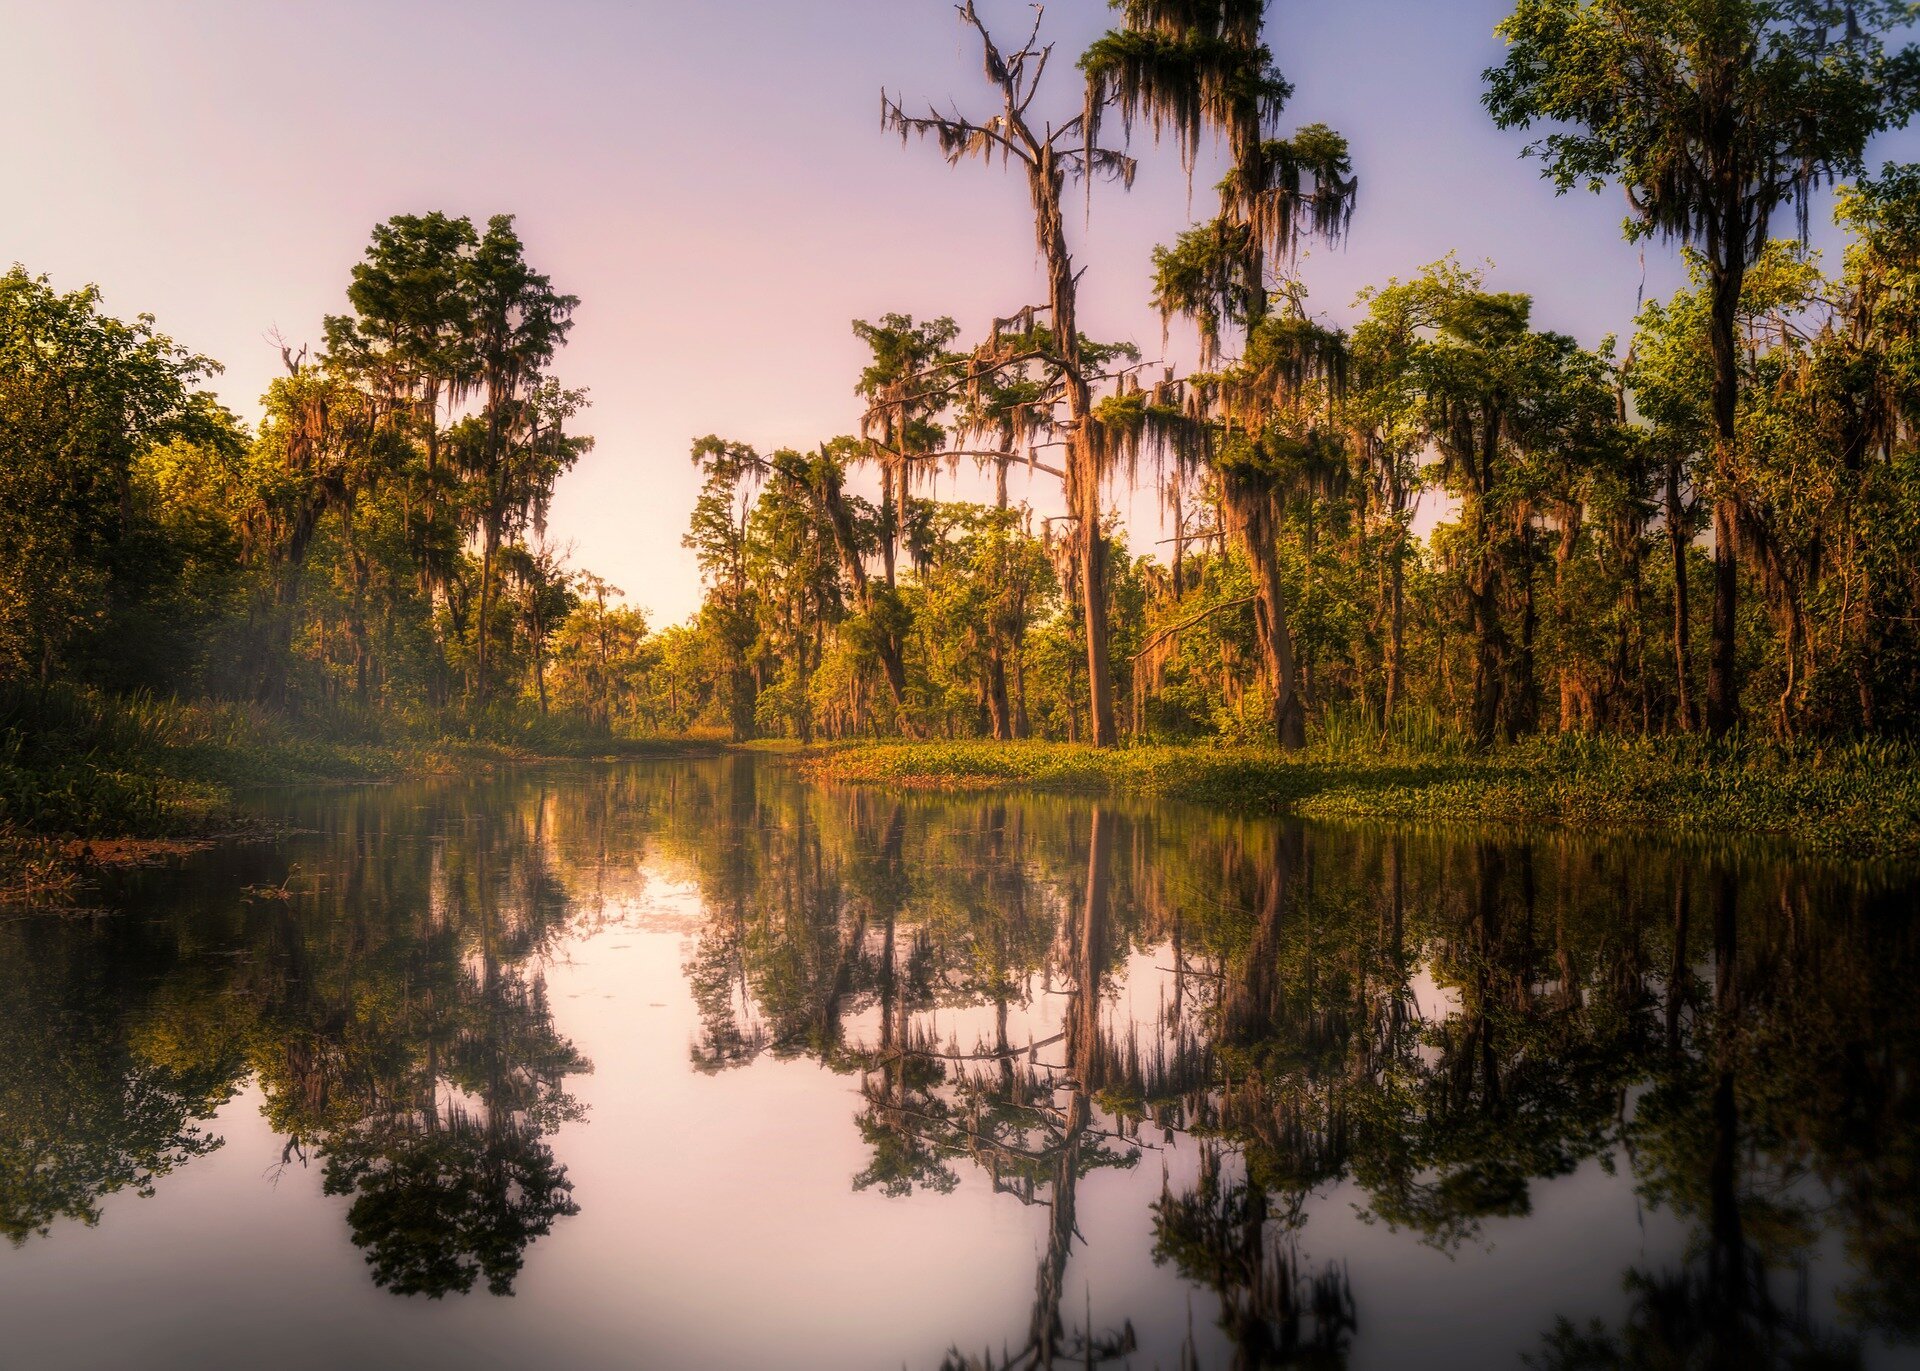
[3,756,1917,1370]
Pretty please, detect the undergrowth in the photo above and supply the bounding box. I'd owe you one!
[0,683,717,902]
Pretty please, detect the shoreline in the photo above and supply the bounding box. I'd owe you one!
[790,737,1920,861]
[0,723,726,908]
[9,730,1914,906]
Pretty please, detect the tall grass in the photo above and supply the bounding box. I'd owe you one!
[1312,700,1472,760]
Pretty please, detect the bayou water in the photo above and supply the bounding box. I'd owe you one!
[3,757,1916,1369]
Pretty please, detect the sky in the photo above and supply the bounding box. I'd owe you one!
[4,0,1915,626]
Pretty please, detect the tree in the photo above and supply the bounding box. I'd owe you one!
[853,314,961,585]
[1366,260,1622,745]
[1346,297,1429,727]
[323,211,477,486]
[457,216,586,707]
[750,451,848,740]
[1485,0,1920,735]
[917,503,1057,739]
[1084,0,1359,748]
[0,269,224,683]
[240,357,391,707]
[883,2,1144,746]
[323,212,481,691]
[499,539,576,716]
[685,436,765,740]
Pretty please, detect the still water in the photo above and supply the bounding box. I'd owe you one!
[3,757,1917,1370]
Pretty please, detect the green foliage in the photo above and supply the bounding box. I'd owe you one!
[1484,0,1920,244]
[662,159,1920,764]
[0,267,231,684]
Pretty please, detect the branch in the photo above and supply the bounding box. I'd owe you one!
[1130,596,1256,661]
[869,440,1068,481]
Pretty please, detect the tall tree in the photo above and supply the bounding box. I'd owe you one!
[324,212,477,483]
[851,315,962,729]
[1485,0,1920,735]
[324,212,480,692]
[685,436,766,740]
[1085,0,1358,747]
[883,2,1143,745]
[457,217,585,707]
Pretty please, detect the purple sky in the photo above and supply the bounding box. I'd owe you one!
[6,1,1914,624]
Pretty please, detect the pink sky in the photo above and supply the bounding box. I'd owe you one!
[5,0,1912,624]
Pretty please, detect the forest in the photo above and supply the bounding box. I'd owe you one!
[4,0,1920,878]
[670,0,1920,750]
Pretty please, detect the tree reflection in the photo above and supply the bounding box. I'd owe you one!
[1153,1146,1356,1370]
[249,783,591,1297]
[0,774,595,1300]
[1526,862,1920,1370]
[661,767,1917,1368]
[0,916,244,1243]
[7,760,1916,1357]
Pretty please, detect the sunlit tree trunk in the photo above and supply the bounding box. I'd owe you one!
[1704,242,1746,737]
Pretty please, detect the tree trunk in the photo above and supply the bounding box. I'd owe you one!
[1226,479,1306,749]
[1012,642,1030,739]
[1509,522,1539,740]
[1467,423,1507,749]
[1553,508,1582,733]
[1470,559,1505,749]
[532,602,548,716]
[1171,480,1187,601]
[1704,246,1746,737]
[1666,456,1696,732]
[476,521,498,709]
[1383,526,1407,728]
[1075,472,1117,746]
[986,640,1013,740]
[1031,144,1115,747]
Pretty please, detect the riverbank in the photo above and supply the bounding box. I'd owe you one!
[0,686,719,905]
[12,704,1915,903]
[796,736,1920,859]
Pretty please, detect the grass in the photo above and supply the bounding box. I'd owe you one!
[0,684,719,904]
[797,734,1920,859]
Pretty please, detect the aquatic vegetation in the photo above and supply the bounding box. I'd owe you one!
[801,735,1920,858]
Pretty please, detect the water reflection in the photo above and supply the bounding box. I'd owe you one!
[2,782,591,1298]
[1,757,1915,1368]
[658,760,1917,1368]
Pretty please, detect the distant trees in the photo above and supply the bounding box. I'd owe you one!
[0,213,635,740]
[660,201,1920,750]
[547,573,646,731]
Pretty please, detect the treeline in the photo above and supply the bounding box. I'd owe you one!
[659,0,1920,747]
[0,212,650,736]
[8,2,1918,756]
